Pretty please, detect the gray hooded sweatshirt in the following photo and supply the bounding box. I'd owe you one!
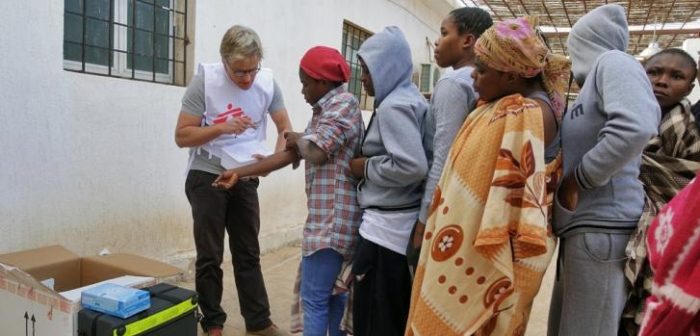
[554,4,660,235]
[356,26,429,210]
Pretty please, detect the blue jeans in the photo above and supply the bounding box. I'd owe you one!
[301,248,347,336]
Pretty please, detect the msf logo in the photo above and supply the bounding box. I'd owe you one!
[213,103,248,124]
[569,104,584,119]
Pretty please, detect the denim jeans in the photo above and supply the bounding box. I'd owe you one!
[301,248,347,336]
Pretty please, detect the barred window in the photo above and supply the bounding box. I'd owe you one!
[341,21,373,110]
[419,64,431,93]
[63,0,191,86]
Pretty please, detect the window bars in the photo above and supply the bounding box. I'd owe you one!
[63,0,189,86]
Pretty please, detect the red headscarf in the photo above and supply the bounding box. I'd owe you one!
[300,46,351,83]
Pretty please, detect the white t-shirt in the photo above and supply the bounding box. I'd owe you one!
[359,209,418,255]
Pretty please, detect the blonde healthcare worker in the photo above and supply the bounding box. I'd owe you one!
[175,25,292,336]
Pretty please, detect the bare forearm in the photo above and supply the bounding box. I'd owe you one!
[274,133,287,153]
[233,151,297,177]
[350,157,367,178]
[270,109,293,153]
[175,125,222,148]
[297,139,327,165]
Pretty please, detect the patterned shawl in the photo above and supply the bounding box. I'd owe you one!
[405,95,561,335]
[622,99,700,334]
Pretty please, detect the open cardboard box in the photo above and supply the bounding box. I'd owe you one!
[0,245,183,336]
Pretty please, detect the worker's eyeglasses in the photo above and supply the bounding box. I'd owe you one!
[224,61,261,78]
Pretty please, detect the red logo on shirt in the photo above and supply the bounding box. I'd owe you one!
[213,103,247,124]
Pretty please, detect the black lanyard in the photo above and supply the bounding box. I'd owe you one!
[561,73,575,119]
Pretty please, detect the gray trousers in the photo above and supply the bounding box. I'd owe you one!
[547,231,631,336]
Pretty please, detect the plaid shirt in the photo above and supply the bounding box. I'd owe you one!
[301,85,364,259]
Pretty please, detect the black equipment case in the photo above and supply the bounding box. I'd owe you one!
[77,283,198,336]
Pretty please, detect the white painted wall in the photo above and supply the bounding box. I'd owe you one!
[0,0,449,265]
[683,38,700,103]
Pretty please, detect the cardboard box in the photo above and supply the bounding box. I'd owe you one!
[0,245,182,336]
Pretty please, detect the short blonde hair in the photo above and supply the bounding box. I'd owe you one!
[220,25,263,62]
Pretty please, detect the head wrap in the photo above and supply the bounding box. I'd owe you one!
[300,46,351,83]
[475,17,571,117]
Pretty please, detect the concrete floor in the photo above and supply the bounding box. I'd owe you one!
[179,244,556,336]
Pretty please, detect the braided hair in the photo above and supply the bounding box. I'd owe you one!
[448,7,493,37]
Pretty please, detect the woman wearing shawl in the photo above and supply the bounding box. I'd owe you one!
[639,176,700,336]
[622,48,700,334]
[404,17,569,335]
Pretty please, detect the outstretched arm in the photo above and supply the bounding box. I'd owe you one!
[235,150,298,177]
[212,150,298,189]
[212,131,329,189]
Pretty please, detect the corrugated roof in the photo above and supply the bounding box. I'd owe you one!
[461,0,700,56]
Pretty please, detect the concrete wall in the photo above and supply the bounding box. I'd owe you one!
[0,0,449,265]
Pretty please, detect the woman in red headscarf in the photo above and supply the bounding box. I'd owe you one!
[214,46,365,336]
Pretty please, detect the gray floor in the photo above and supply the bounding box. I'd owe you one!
[179,244,556,336]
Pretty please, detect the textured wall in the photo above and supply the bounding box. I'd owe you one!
[0,0,448,266]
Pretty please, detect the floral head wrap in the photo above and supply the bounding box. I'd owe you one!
[474,17,571,117]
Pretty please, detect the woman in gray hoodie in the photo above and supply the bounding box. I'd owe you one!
[549,5,660,335]
[348,26,429,336]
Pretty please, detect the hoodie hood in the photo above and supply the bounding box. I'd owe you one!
[567,4,629,85]
[357,26,414,104]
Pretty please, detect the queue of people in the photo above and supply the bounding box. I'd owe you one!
[175,4,700,336]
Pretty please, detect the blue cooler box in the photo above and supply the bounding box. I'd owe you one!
[81,283,151,319]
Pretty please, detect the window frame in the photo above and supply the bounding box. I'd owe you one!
[63,0,190,86]
[341,20,373,110]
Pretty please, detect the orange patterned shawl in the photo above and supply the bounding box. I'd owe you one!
[405,94,561,335]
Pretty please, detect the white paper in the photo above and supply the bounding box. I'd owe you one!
[220,140,272,168]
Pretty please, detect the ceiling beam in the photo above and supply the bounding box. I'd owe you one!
[632,1,657,54]
[560,0,573,27]
[517,0,531,15]
[655,0,678,50]
[501,0,518,17]
[540,27,700,37]
[541,0,567,56]
[666,0,700,47]
[479,0,504,21]
[459,0,482,9]
[659,0,677,32]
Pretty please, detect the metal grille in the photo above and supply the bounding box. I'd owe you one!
[341,21,374,110]
[63,0,189,86]
[419,64,432,92]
